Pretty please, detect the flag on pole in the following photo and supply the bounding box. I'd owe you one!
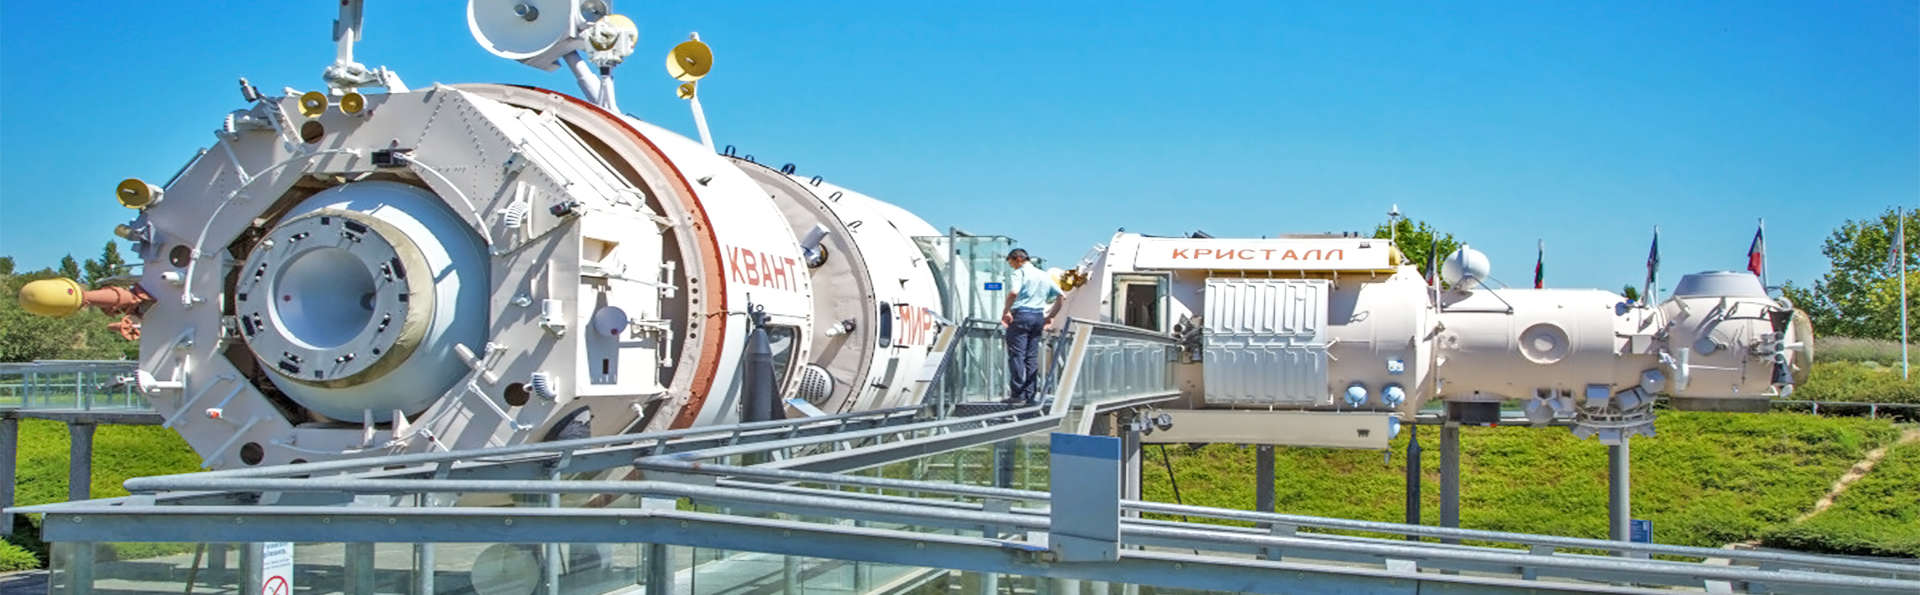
[1644,227,1660,303]
[1746,224,1765,280]
[1893,207,1905,276]
[1427,233,1439,286]
[1534,239,1545,289]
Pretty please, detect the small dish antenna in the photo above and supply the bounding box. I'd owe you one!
[666,38,713,82]
[468,0,607,71]
[667,34,717,150]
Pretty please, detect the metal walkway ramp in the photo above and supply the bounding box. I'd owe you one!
[12,321,1920,594]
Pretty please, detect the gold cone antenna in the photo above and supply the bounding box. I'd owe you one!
[666,37,713,82]
[339,92,367,115]
[116,178,162,209]
[298,91,329,117]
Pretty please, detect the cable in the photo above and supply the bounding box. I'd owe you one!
[1156,444,1202,556]
[1156,444,1191,523]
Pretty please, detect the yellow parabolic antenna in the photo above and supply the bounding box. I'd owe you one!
[676,82,697,99]
[666,39,713,82]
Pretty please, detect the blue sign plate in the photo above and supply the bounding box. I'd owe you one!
[983,282,1004,290]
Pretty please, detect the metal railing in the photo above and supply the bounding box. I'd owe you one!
[0,360,146,412]
[15,322,1919,594]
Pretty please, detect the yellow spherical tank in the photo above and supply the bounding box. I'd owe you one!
[18,278,86,317]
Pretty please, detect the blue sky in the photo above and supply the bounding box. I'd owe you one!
[2,2,1914,293]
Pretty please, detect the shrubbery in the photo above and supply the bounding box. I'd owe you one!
[1762,439,1920,558]
[1793,361,1920,405]
[1141,411,1906,553]
[3,419,203,570]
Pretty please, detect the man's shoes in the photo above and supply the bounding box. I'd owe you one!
[999,396,1033,405]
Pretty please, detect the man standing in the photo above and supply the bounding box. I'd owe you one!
[1001,248,1063,405]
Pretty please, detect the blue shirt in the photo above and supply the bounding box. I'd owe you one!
[1009,263,1062,311]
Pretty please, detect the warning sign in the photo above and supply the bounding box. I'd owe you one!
[260,542,294,594]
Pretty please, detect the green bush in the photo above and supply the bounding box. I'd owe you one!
[1141,411,1904,552]
[1793,361,1920,405]
[4,419,203,569]
[1816,336,1911,365]
[1762,439,1920,558]
[0,540,38,572]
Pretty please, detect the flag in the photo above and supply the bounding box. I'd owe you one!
[1644,228,1660,299]
[1747,225,1765,280]
[1427,233,1439,286]
[1534,240,1545,289]
[1894,208,1906,276]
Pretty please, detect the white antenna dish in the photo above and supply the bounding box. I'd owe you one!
[1441,244,1492,289]
[467,0,600,71]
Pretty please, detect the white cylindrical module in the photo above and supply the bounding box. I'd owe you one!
[1059,232,1806,440]
[232,181,489,422]
[1431,288,1656,403]
[122,82,949,468]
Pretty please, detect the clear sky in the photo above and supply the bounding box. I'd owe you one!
[2,2,1914,293]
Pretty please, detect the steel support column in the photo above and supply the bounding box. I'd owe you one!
[1439,422,1460,543]
[994,439,1015,488]
[0,415,15,536]
[346,542,376,594]
[1403,423,1421,540]
[1609,440,1631,546]
[1255,445,1275,514]
[240,542,263,595]
[413,543,436,594]
[59,542,94,595]
[67,422,94,502]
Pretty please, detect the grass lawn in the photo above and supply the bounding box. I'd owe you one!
[1140,411,1906,552]
[1762,436,1920,558]
[3,418,204,570]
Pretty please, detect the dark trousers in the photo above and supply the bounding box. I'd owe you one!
[1006,308,1046,402]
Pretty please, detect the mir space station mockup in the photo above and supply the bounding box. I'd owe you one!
[17,0,1811,469]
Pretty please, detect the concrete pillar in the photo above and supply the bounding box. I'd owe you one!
[67,422,95,502]
[1404,422,1421,540]
[1439,422,1460,542]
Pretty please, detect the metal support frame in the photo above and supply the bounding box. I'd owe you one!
[14,326,1920,595]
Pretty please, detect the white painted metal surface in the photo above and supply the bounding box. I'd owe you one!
[1201,279,1330,407]
[1133,237,1395,271]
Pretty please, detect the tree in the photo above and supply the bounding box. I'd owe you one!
[82,241,129,286]
[1781,207,1920,340]
[1373,218,1461,279]
[56,254,80,281]
[0,256,13,277]
[1621,284,1640,302]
